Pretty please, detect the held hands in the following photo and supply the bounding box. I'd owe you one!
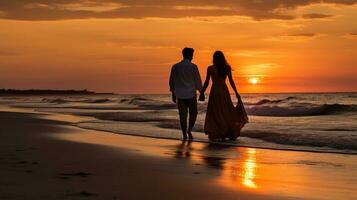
[199,92,205,102]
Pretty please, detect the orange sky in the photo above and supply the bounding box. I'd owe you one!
[0,1,356,93]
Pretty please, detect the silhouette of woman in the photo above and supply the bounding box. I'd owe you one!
[200,51,248,141]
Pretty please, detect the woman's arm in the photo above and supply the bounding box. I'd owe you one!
[199,67,211,101]
[201,68,211,94]
[228,70,240,98]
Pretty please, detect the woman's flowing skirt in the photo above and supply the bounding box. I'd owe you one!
[204,84,248,140]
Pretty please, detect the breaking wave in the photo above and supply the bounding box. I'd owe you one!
[246,96,297,106]
[3,93,357,153]
[241,130,357,151]
[246,103,357,116]
[41,97,112,104]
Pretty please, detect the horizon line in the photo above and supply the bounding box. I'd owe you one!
[118,91,357,95]
[1,88,356,95]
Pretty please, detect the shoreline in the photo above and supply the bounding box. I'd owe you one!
[0,110,291,200]
[74,125,357,155]
[0,109,357,199]
[3,104,357,155]
[1,92,356,156]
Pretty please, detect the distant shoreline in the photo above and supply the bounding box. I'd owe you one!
[0,89,355,96]
[0,89,115,96]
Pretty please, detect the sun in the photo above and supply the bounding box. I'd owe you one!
[248,78,259,85]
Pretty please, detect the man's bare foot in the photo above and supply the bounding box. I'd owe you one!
[188,132,194,140]
[182,134,188,140]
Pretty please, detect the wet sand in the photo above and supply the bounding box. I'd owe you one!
[0,110,356,199]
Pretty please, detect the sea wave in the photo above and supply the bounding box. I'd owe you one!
[91,111,178,122]
[38,96,357,117]
[84,111,357,151]
[119,97,180,110]
[246,96,297,106]
[241,130,357,151]
[156,122,357,151]
[75,118,357,152]
[115,96,357,116]
[246,103,357,116]
[41,97,112,104]
[4,93,357,153]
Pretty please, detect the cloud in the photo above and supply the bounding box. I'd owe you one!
[232,50,283,58]
[302,13,334,19]
[237,63,280,78]
[0,0,355,21]
[267,33,323,42]
[245,63,280,69]
[173,6,232,11]
[345,32,357,39]
[288,33,317,37]
[0,50,19,56]
[54,2,127,12]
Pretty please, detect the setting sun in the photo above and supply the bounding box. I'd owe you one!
[248,78,259,85]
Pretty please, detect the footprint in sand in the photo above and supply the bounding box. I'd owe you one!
[15,146,37,152]
[57,172,92,180]
[66,191,98,197]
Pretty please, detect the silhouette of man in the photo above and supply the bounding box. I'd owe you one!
[169,47,203,140]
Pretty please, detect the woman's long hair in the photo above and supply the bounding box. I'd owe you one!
[213,51,231,78]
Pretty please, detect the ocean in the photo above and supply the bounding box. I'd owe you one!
[1,93,357,154]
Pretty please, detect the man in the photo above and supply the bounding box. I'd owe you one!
[169,47,203,140]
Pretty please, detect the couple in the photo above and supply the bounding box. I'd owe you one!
[169,47,248,141]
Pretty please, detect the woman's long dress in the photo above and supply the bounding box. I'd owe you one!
[204,66,248,140]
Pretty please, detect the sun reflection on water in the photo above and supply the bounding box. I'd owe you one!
[242,148,257,189]
[169,142,260,192]
[169,142,350,199]
[212,147,259,191]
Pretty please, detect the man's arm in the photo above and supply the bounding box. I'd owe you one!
[169,67,175,92]
[169,66,176,103]
[194,65,203,92]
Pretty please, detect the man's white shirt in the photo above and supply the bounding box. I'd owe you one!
[169,59,203,99]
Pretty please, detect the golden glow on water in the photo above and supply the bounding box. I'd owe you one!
[51,126,357,200]
[242,148,257,189]
[214,147,259,191]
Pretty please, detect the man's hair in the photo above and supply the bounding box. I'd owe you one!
[182,47,194,59]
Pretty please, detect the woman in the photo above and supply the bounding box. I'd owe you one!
[200,51,248,141]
